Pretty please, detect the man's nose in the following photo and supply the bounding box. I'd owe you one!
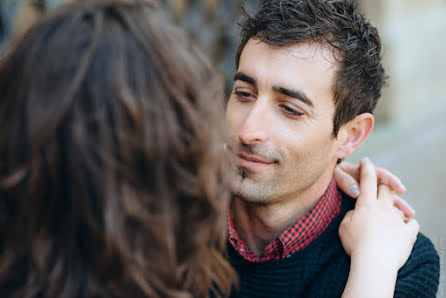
[238,101,269,145]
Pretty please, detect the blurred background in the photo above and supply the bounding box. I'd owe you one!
[1,0,445,296]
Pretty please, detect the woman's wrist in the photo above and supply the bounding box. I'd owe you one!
[350,247,400,274]
[343,252,399,298]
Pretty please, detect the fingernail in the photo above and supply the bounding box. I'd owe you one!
[350,184,360,197]
[360,157,370,165]
[400,183,407,192]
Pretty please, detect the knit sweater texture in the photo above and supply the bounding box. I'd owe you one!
[228,193,440,298]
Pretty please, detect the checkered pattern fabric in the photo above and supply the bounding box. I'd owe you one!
[228,177,342,262]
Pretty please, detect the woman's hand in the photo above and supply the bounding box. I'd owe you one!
[340,158,419,298]
[339,158,419,268]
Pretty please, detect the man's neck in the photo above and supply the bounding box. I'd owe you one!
[233,173,334,256]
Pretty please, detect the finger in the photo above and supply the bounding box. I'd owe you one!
[393,196,415,219]
[334,166,360,198]
[356,158,378,207]
[377,184,394,207]
[376,167,406,195]
[337,161,360,181]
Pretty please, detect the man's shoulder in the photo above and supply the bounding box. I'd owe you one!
[414,232,439,254]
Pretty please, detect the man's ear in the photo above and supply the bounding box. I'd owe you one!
[335,113,374,159]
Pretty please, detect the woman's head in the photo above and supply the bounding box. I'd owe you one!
[0,0,235,297]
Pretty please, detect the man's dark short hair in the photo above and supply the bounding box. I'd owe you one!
[236,0,386,136]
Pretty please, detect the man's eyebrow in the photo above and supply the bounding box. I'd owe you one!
[273,86,314,107]
[234,72,256,86]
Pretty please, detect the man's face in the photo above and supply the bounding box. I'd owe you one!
[226,39,343,204]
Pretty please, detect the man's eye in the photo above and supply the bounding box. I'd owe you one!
[280,104,304,116]
[234,91,254,101]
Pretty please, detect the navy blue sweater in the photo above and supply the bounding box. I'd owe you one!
[228,194,440,298]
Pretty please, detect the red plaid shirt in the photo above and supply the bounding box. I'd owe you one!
[228,177,342,262]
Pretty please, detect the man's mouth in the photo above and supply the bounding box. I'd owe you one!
[237,152,275,167]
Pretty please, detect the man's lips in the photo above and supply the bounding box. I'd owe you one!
[237,152,275,166]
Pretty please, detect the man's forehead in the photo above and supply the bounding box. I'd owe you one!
[237,39,338,104]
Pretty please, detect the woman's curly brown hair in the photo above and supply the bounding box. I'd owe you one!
[0,0,237,297]
[236,0,386,136]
